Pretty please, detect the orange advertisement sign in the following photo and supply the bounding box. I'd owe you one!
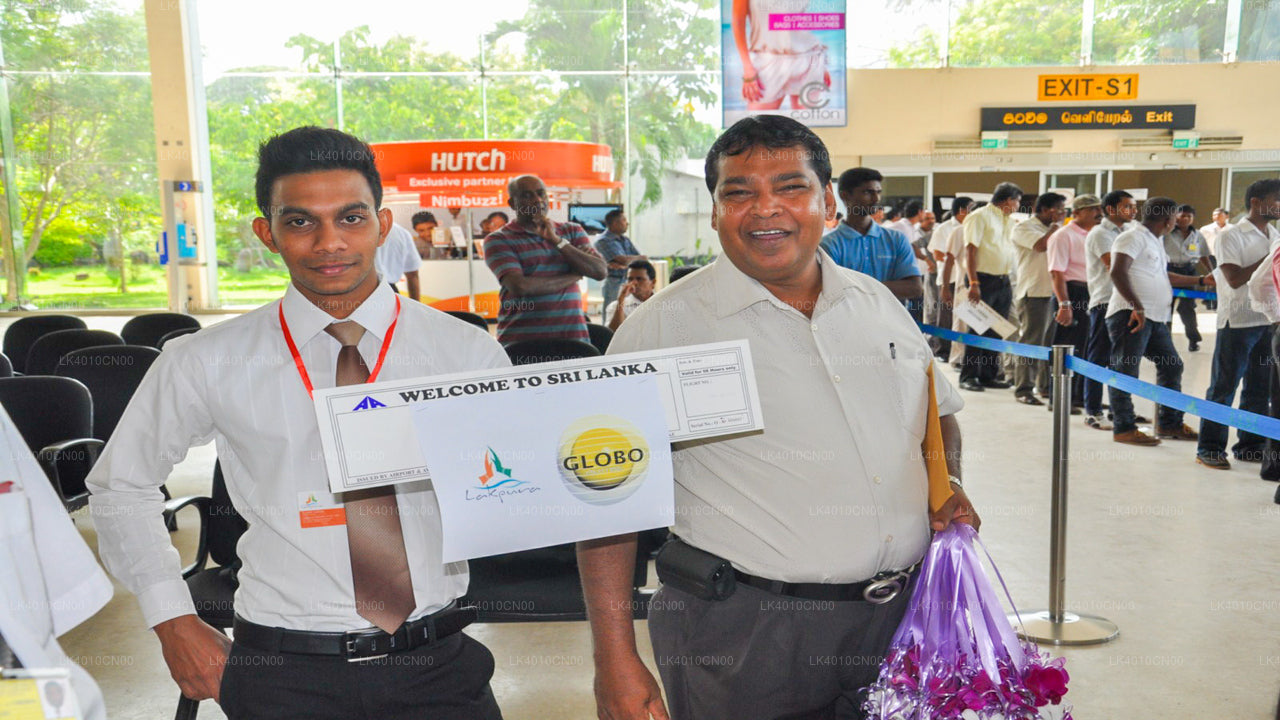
[371,139,622,192]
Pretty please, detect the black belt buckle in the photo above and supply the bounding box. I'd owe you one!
[343,628,400,662]
[862,569,911,605]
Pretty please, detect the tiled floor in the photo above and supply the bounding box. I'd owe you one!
[12,310,1280,719]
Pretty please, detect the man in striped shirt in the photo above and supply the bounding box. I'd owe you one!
[483,175,607,346]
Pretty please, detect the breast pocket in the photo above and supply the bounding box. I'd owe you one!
[880,351,929,444]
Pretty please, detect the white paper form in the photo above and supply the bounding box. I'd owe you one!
[313,340,762,493]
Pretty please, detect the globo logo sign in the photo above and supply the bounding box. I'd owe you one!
[557,416,650,506]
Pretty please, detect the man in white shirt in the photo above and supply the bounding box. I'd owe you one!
[87,127,509,719]
[577,115,976,720]
[374,222,422,301]
[1107,197,1210,446]
[1200,207,1230,258]
[1245,230,1280,481]
[1082,190,1137,429]
[889,200,932,321]
[959,182,1023,392]
[1010,192,1065,406]
[929,197,973,359]
[1196,179,1280,469]
[604,259,655,331]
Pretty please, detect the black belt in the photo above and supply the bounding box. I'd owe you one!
[232,604,476,661]
[733,564,919,604]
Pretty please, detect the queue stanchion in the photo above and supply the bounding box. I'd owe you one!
[1010,344,1120,646]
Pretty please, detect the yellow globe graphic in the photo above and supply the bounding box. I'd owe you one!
[569,428,635,490]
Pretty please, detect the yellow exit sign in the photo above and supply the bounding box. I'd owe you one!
[1038,74,1139,101]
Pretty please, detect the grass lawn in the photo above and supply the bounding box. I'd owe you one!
[19,264,291,310]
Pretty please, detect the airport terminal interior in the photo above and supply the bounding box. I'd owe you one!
[3,0,1280,718]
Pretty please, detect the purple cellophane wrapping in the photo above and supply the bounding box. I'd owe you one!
[862,523,1073,720]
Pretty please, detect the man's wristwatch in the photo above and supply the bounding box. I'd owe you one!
[555,237,570,250]
[948,474,963,488]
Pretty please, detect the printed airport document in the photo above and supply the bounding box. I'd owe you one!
[952,298,1018,338]
[314,340,761,493]
[412,375,673,561]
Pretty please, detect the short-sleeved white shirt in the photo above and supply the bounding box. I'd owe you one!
[1246,236,1280,324]
[1010,216,1056,299]
[929,218,960,285]
[374,224,423,284]
[1216,220,1280,329]
[1085,218,1127,310]
[1108,224,1173,323]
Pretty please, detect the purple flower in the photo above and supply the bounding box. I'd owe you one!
[1023,663,1070,706]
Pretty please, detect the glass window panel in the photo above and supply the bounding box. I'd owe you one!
[630,0,718,72]
[5,74,160,309]
[481,75,558,140]
[205,76,337,307]
[866,0,950,68]
[946,0,1081,67]
[342,76,484,143]
[485,1,625,73]
[1092,0,1228,64]
[2,0,151,72]
[1240,1,1280,61]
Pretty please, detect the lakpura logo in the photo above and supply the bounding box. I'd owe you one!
[475,447,529,490]
[557,415,650,506]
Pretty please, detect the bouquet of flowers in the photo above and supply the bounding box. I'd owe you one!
[862,523,1072,720]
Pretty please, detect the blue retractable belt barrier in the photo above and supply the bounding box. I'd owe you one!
[918,323,1280,441]
[1171,288,1217,300]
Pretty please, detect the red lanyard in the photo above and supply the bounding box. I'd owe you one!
[279,295,400,399]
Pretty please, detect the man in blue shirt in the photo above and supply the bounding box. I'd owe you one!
[593,208,645,322]
[820,167,923,303]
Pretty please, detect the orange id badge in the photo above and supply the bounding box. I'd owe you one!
[298,492,346,529]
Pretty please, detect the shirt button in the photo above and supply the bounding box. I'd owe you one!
[833,374,841,383]
[885,535,894,543]
[874,475,882,484]
[811,323,819,332]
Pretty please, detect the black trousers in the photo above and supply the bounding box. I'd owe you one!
[1263,325,1280,480]
[1052,281,1091,405]
[1167,262,1201,344]
[218,632,503,720]
[959,273,1012,384]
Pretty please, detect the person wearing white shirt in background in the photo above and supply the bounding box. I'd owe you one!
[1200,207,1231,258]
[944,200,982,367]
[1106,196,1210,446]
[929,198,972,360]
[1196,179,1280,470]
[959,183,1023,392]
[888,200,933,322]
[87,127,509,720]
[1245,225,1280,482]
[1081,190,1137,430]
[0,405,113,720]
[604,259,655,331]
[1009,192,1065,407]
[374,223,422,301]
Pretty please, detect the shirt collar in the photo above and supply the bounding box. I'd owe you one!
[279,281,399,347]
[838,220,885,240]
[712,248,869,320]
[1102,217,1126,233]
[1236,218,1280,242]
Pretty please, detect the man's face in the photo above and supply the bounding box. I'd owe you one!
[955,207,970,222]
[609,213,629,234]
[1114,196,1138,223]
[1073,206,1102,228]
[1175,211,1194,230]
[839,181,882,218]
[414,222,437,244]
[1213,209,1228,226]
[710,145,835,289]
[1039,203,1065,225]
[996,196,1021,215]
[919,211,936,231]
[253,169,388,312]
[508,177,549,223]
[626,268,654,300]
[1253,193,1280,222]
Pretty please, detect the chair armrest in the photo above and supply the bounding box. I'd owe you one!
[163,495,212,579]
[36,438,104,505]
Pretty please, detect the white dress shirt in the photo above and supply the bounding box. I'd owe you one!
[1,406,113,720]
[1214,220,1278,329]
[1108,224,1173,323]
[374,224,423,284]
[1246,236,1280,324]
[929,218,960,286]
[1200,221,1228,256]
[88,282,510,631]
[1010,216,1055,299]
[1085,218,1127,310]
[608,251,963,583]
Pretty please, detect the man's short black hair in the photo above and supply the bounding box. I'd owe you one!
[991,182,1023,205]
[837,167,883,195]
[628,259,656,282]
[1035,192,1066,213]
[604,208,626,225]
[255,126,382,217]
[1141,196,1179,223]
[484,211,509,224]
[1102,190,1134,211]
[1245,178,1280,207]
[670,265,702,282]
[951,196,974,215]
[884,207,901,222]
[1176,204,1195,215]
[412,211,437,227]
[704,115,832,194]
[902,199,923,218]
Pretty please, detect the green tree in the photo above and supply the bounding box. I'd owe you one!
[490,0,719,208]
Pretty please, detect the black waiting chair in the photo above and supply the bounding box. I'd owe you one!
[586,323,613,354]
[25,329,124,376]
[55,345,161,443]
[157,326,200,348]
[2,314,87,374]
[444,310,490,332]
[0,353,11,378]
[504,338,600,366]
[168,461,245,720]
[121,313,201,349]
[0,376,101,512]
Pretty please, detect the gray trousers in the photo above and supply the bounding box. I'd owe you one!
[648,580,912,720]
[1014,295,1054,396]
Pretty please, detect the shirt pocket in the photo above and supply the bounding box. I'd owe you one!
[876,345,930,444]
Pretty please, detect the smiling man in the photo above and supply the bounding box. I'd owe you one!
[577,115,977,720]
[88,127,509,720]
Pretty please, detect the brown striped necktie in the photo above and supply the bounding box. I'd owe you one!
[325,321,415,633]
